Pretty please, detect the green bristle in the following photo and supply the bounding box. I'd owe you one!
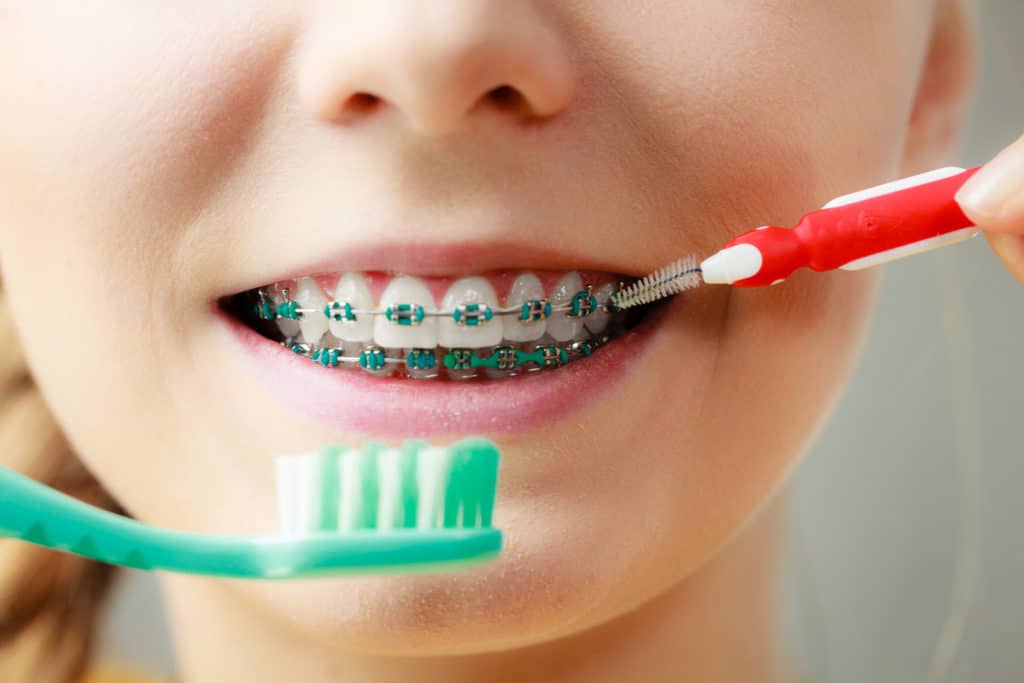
[400,440,427,529]
[443,448,466,528]
[453,438,500,528]
[357,443,382,530]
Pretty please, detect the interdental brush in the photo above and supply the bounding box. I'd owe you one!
[609,165,983,310]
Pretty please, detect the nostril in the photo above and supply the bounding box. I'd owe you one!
[483,85,530,115]
[486,85,518,104]
[336,92,383,120]
[347,92,381,112]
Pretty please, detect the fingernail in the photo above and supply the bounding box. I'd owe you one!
[956,137,1024,219]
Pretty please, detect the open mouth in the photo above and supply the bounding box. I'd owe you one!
[222,269,656,381]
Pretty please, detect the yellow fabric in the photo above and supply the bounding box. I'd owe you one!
[82,667,163,683]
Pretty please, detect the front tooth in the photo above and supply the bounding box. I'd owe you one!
[545,272,584,341]
[294,277,328,344]
[503,273,546,342]
[373,276,438,349]
[438,277,503,348]
[330,273,374,342]
[584,282,617,334]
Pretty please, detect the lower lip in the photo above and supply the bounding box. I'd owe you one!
[217,305,670,438]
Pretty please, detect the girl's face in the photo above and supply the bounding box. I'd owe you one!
[0,1,953,654]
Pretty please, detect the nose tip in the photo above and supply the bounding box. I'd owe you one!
[296,1,576,137]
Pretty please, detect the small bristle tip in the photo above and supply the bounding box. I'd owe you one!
[609,255,702,311]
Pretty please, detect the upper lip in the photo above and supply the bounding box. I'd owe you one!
[221,237,661,298]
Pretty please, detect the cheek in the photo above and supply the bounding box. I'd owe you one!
[635,271,880,598]
[0,8,293,286]
[704,270,880,511]
[0,8,296,515]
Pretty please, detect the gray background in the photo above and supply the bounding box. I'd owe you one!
[97,2,1024,680]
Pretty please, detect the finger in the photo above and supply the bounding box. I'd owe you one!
[956,133,1024,233]
[983,231,1024,284]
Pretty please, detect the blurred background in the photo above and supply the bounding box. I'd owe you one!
[97,1,1024,680]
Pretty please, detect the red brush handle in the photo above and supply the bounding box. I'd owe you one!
[723,166,982,287]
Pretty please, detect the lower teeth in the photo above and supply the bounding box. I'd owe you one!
[278,335,612,380]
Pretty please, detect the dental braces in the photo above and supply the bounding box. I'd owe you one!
[254,283,616,327]
[281,335,611,376]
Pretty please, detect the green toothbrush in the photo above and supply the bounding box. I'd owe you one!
[0,437,502,578]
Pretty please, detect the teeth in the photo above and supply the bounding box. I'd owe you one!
[356,343,399,377]
[545,271,584,342]
[584,282,616,334]
[502,273,546,342]
[259,269,626,372]
[405,347,441,379]
[373,276,438,349]
[338,339,364,369]
[270,287,301,339]
[330,273,374,342]
[294,277,328,344]
[438,277,503,348]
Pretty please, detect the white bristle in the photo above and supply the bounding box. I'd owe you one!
[609,255,703,311]
[376,448,403,531]
[416,447,454,530]
[275,456,301,536]
[275,451,322,536]
[337,450,364,532]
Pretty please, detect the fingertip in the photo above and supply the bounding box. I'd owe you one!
[984,231,1024,284]
[957,199,1024,235]
[956,134,1024,232]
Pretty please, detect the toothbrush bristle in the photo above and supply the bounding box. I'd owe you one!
[275,438,500,536]
[609,255,703,311]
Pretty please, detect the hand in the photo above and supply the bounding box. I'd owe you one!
[955,134,1024,284]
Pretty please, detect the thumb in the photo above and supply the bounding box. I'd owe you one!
[956,133,1024,233]
[956,135,1024,284]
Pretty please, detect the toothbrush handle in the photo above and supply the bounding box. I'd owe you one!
[0,466,501,578]
[701,166,982,287]
[0,464,262,574]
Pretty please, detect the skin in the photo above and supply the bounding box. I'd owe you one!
[959,132,1024,280]
[2,1,1012,682]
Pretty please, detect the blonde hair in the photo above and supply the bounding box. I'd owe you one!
[0,280,123,683]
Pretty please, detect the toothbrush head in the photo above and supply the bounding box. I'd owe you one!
[608,255,703,311]
[0,437,502,579]
[268,437,502,577]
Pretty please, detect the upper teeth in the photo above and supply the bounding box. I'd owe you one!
[373,276,439,349]
[503,273,547,342]
[330,273,374,343]
[266,271,618,350]
[545,271,585,342]
[583,282,617,335]
[438,277,503,348]
[294,277,328,344]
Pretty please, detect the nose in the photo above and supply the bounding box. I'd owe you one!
[296,1,576,137]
